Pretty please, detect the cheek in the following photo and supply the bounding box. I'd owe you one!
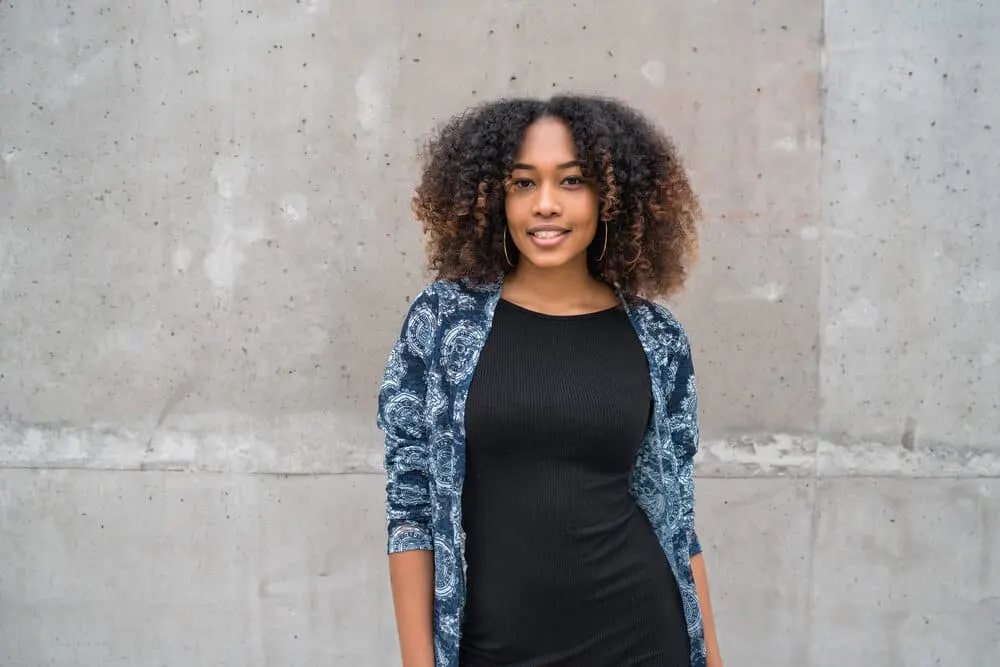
[504,197,528,227]
[571,191,600,222]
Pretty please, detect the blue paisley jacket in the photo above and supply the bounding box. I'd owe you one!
[377,276,705,667]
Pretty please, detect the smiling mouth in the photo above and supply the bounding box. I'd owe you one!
[528,230,570,239]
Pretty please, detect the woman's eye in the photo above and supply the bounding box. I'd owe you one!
[563,176,584,186]
[512,179,534,189]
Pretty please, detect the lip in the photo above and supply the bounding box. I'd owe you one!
[525,225,571,249]
[527,224,570,234]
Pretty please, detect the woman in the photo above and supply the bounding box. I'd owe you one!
[377,95,723,667]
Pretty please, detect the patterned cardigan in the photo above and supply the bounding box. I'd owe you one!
[377,276,706,667]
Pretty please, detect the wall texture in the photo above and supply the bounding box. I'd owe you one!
[1,1,998,665]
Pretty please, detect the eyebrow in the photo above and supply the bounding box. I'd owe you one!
[511,160,583,171]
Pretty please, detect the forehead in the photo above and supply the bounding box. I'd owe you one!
[515,117,578,164]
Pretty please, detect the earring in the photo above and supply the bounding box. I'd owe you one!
[595,221,609,262]
[503,227,514,267]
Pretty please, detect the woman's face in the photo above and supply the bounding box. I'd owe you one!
[504,117,600,272]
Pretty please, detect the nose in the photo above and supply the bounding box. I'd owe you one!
[533,182,561,217]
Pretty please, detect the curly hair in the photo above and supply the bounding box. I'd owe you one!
[412,95,701,299]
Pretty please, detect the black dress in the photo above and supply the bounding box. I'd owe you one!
[459,299,691,667]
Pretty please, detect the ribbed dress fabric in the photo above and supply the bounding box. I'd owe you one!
[459,298,691,667]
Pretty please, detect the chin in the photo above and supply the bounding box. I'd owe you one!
[520,251,586,270]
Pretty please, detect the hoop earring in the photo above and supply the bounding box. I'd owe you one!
[595,221,609,262]
[503,227,514,267]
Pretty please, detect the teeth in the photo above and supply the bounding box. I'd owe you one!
[532,230,565,239]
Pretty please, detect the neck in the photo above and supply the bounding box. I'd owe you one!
[503,257,606,307]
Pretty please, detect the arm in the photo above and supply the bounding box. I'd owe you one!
[692,553,722,667]
[668,327,723,667]
[388,551,435,667]
[377,289,438,667]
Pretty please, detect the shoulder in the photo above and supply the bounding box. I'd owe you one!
[627,295,690,355]
[408,277,499,301]
[409,277,500,316]
[401,277,499,335]
[400,279,458,319]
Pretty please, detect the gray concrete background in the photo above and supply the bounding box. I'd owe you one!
[1,0,997,665]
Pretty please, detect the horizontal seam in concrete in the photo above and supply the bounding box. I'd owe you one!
[1,465,997,481]
[3,422,999,477]
[0,464,368,476]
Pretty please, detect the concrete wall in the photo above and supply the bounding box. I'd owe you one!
[1,1,997,665]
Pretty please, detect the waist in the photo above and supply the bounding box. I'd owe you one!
[461,495,663,582]
[459,504,684,664]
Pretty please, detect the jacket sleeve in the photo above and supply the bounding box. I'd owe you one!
[376,286,438,555]
[667,325,702,558]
